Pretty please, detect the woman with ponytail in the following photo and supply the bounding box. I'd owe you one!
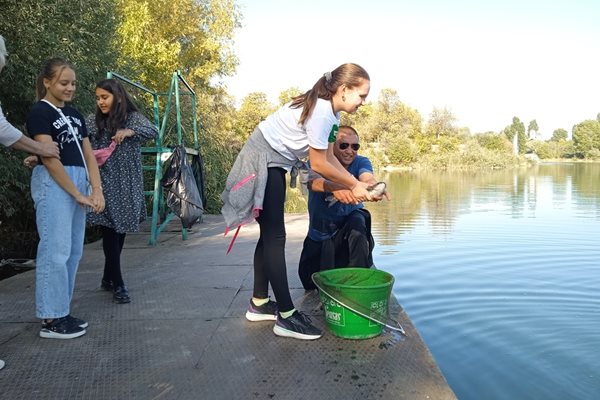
[221,63,371,340]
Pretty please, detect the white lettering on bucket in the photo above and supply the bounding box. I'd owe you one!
[369,300,388,327]
[326,310,342,322]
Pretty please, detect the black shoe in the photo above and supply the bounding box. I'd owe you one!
[66,314,88,329]
[113,285,131,304]
[101,279,113,291]
[40,317,86,339]
[273,311,322,340]
[245,298,278,322]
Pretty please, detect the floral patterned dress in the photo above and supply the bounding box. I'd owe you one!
[87,112,158,233]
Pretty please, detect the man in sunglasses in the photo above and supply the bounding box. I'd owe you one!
[298,125,388,290]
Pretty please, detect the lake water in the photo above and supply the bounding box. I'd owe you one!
[366,163,600,400]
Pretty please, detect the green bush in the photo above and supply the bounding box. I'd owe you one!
[198,131,240,214]
[384,135,418,165]
[437,135,461,152]
[528,140,576,159]
[476,132,513,153]
[0,148,36,259]
[360,144,387,171]
[586,148,600,160]
[417,141,519,170]
[284,186,308,213]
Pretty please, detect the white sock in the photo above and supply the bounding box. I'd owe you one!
[252,297,269,306]
[280,309,296,319]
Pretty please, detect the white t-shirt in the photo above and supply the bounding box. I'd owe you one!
[259,98,340,161]
[0,104,23,147]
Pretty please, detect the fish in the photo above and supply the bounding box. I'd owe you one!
[325,181,387,207]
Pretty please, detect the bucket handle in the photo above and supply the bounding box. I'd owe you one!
[312,273,407,336]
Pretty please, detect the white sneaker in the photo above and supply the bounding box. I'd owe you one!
[40,317,86,339]
[273,311,322,340]
[0,359,5,370]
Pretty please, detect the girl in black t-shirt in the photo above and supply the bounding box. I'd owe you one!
[27,57,105,340]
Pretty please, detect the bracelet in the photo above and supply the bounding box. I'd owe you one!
[92,185,103,191]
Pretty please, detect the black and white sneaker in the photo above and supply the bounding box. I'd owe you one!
[245,299,278,321]
[273,311,322,340]
[40,317,86,339]
[100,279,113,292]
[66,314,88,329]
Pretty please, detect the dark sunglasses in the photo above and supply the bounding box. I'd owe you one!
[339,142,360,151]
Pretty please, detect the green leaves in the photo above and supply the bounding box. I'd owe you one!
[0,0,118,124]
[234,92,275,141]
[114,0,241,92]
[573,120,600,158]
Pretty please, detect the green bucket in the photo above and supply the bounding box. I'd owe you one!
[313,268,395,340]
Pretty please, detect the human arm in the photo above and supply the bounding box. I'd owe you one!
[112,112,158,144]
[111,128,134,144]
[308,146,371,202]
[1,105,60,157]
[309,153,391,203]
[307,170,357,204]
[81,138,105,212]
[358,171,391,201]
[308,160,387,203]
[35,135,93,208]
[10,136,60,158]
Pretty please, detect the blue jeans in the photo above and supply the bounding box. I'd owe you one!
[31,165,88,319]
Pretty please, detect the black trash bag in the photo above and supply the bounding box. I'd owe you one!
[191,152,207,207]
[160,146,203,229]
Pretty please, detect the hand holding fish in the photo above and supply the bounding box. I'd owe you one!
[325,181,389,207]
[329,189,358,205]
[368,181,391,201]
[351,180,371,202]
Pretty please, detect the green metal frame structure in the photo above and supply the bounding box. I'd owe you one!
[106,71,200,245]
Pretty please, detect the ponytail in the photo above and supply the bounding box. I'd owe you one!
[290,63,370,125]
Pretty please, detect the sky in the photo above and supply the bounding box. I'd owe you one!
[222,0,600,137]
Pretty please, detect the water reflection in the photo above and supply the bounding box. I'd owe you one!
[366,163,600,400]
[368,163,600,239]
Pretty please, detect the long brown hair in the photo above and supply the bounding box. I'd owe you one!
[94,79,139,139]
[35,57,74,100]
[290,63,369,125]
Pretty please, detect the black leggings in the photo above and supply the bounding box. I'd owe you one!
[101,226,126,287]
[253,167,294,312]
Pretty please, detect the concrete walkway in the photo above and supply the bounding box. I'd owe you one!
[0,214,456,399]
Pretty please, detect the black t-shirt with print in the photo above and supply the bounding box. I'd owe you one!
[26,101,88,166]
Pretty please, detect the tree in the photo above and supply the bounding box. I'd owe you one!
[0,0,119,124]
[234,92,275,140]
[0,0,244,236]
[113,0,243,213]
[426,107,457,139]
[278,87,301,106]
[341,102,373,135]
[551,128,568,142]
[475,132,512,153]
[527,119,539,139]
[572,120,600,157]
[502,117,527,154]
[354,88,422,143]
[0,0,120,259]
[114,0,241,92]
